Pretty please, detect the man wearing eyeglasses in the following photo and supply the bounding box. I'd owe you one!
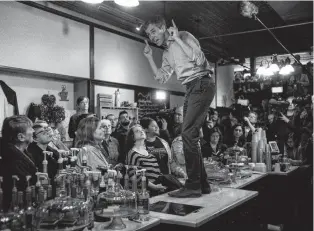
[105,114,118,133]
[27,120,59,183]
[101,119,120,166]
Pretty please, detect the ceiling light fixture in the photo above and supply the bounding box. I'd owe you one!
[239,0,312,78]
[81,0,104,4]
[156,91,166,100]
[136,22,143,31]
[114,0,139,7]
[269,55,280,73]
[256,59,268,76]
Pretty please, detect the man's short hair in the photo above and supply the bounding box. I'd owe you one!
[143,15,167,32]
[1,115,33,144]
[32,120,49,138]
[33,120,48,129]
[76,96,89,106]
[119,110,128,118]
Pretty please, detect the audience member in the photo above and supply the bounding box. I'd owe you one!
[76,117,109,170]
[27,120,59,180]
[112,110,130,162]
[126,124,167,196]
[171,135,187,177]
[105,114,118,133]
[101,119,120,166]
[243,111,258,142]
[68,96,89,144]
[201,127,227,162]
[225,124,246,148]
[140,117,186,178]
[277,96,298,153]
[0,116,37,211]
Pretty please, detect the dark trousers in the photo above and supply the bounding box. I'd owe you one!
[182,76,216,190]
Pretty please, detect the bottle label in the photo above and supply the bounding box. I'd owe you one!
[138,198,149,214]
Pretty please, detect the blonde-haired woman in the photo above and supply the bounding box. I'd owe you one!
[75,116,109,170]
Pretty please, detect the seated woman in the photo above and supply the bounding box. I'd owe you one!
[284,133,300,165]
[201,127,227,162]
[140,117,186,179]
[225,124,246,148]
[76,116,109,170]
[126,124,168,196]
[224,124,247,162]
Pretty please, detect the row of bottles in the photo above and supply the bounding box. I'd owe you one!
[0,146,150,231]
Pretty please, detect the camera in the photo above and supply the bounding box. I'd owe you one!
[268,98,289,116]
[292,95,312,107]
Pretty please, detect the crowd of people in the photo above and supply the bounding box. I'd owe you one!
[0,93,313,208]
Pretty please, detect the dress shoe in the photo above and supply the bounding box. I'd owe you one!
[168,187,201,198]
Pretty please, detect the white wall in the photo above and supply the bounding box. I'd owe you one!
[94,28,185,92]
[0,74,75,114]
[0,2,89,78]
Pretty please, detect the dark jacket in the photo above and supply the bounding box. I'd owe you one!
[201,140,227,161]
[68,113,80,139]
[0,143,36,211]
[112,126,129,163]
[27,142,59,180]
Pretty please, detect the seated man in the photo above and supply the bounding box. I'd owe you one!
[101,119,120,166]
[0,116,37,211]
[27,120,59,181]
[140,117,186,179]
[158,106,184,145]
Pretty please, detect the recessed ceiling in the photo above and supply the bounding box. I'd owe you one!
[51,1,313,62]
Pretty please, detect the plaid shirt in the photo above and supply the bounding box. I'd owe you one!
[102,136,120,166]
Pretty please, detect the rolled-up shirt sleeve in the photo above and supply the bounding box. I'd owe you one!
[154,55,173,84]
[183,32,206,66]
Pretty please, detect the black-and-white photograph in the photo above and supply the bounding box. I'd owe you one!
[0,1,313,231]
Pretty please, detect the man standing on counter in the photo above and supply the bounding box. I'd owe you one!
[143,16,215,198]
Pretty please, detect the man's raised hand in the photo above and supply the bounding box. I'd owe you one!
[143,40,153,58]
[167,19,179,39]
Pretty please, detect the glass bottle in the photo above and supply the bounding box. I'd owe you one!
[0,176,11,231]
[9,176,20,231]
[137,170,149,221]
[25,176,34,231]
[84,180,94,230]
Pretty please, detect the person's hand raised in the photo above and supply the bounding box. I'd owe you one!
[143,40,153,59]
[167,20,179,40]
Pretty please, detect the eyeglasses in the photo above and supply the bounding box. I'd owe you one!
[234,129,243,132]
[35,127,51,136]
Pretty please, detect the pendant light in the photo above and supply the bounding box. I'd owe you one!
[269,55,280,73]
[81,0,103,4]
[114,0,139,7]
